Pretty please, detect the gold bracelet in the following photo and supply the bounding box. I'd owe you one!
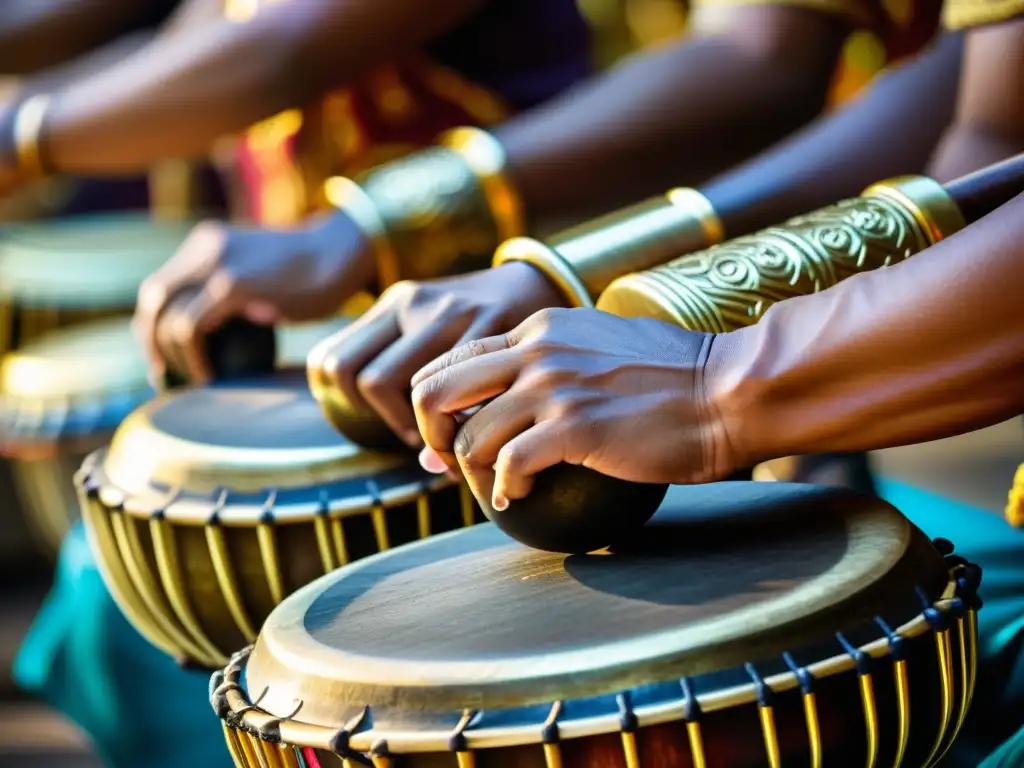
[492,237,595,308]
[13,95,51,178]
[323,176,401,289]
[597,175,966,329]
[324,127,523,290]
[491,187,723,307]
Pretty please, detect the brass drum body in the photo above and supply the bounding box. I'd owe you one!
[215,483,981,768]
[79,371,482,669]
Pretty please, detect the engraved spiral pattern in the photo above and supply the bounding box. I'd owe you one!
[602,194,933,333]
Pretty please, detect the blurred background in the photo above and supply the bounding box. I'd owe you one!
[0,2,1017,767]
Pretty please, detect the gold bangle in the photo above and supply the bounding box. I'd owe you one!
[492,187,723,306]
[597,175,966,330]
[440,126,524,243]
[861,176,966,244]
[328,127,523,290]
[491,237,594,308]
[13,95,51,178]
[323,176,401,289]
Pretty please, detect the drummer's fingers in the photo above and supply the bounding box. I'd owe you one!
[453,393,536,506]
[410,332,513,389]
[412,347,521,462]
[135,224,226,375]
[357,320,480,448]
[309,310,399,413]
[166,276,243,384]
[492,423,574,508]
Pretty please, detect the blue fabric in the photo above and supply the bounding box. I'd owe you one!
[13,522,231,768]
[979,724,1024,767]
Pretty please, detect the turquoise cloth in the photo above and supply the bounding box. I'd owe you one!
[879,479,1024,764]
[12,523,232,768]
[14,483,1024,767]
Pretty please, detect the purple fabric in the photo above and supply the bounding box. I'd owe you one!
[428,0,592,111]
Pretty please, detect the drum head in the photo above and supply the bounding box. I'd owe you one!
[0,318,152,451]
[248,482,949,723]
[92,371,416,521]
[0,213,194,307]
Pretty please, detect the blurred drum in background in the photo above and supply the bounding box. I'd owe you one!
[0,213,196,354]
[0,315,365,555]
[76,316,482,668]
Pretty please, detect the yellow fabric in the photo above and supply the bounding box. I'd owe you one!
[944,0,1024,27]
[692,0,877,27]
[1007,463,1024,528]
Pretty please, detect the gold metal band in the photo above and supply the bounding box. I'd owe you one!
[440,126,524,243]
[861,175,966,245]
[323,176,401,289]
[325,127,523,290]
[491,237,595,308]
[492,188,723,307]
[13,95,51,178]
[597,175,966,330]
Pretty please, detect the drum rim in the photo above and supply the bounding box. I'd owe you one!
[213,559,976,757]
[0,318,153,456]
[242,492,948,714]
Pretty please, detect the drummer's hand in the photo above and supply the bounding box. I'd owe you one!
[411,308,738,509]
[307,263,566,448]
[134,213,375,384]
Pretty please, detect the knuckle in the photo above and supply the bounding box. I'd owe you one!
[207,269,239,300]
[452,427,480,465]
[356,369,388,399]
[383,280,416,305]
[169,314,197,344]
[498,444,527,474]
[411,379,439,412]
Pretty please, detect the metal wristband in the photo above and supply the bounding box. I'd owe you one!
[13,95,51,178]
[491,187,723,307]
[596,176,966,330]
[325,127,523,290]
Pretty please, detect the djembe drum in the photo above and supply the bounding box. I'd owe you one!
[215,482,981,768]
[78,367,482,669]
[0,315,359,553]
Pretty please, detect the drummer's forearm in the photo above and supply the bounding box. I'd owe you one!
[41,0,482,175]
[926,20,1024,182]
[495,6,850,225]
[0,0,168,74]
[698,32,963,236]
[14,31,155,98]
[708,192,1024,466]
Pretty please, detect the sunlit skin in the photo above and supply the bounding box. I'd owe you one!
[411,193,1024,512]
[301,32,967,447]
[131,4,850,384]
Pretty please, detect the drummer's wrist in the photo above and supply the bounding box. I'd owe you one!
[307,208,378,295]
[702,323,788,472]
